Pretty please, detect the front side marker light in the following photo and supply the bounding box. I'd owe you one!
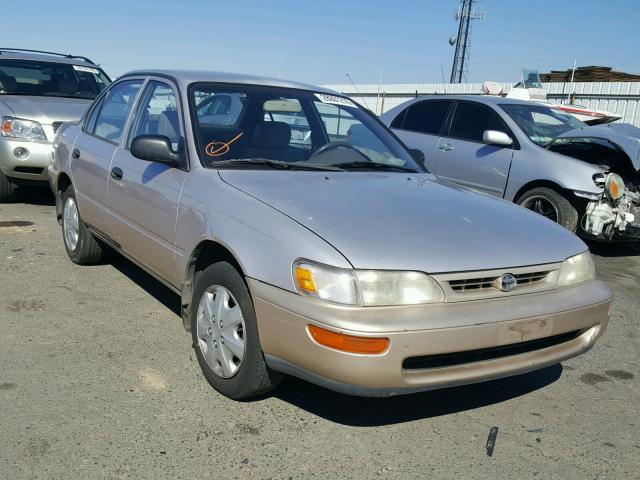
[295,266,316,293]
[307,325,389,355]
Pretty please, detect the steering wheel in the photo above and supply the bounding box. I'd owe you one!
[307,140,371,164]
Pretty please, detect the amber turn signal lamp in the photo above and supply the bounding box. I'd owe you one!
[307,325,389,355]
[295,267,317,293]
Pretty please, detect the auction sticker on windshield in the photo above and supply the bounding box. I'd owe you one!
[315,93,357,108]
[73,65,100,74]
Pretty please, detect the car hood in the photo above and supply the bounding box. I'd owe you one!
[558,123,640,171]
[219,171,586,273]
[0,95,93,125]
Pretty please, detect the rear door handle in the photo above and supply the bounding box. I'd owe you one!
[438,143,455,152]
[72,148,80,159]
[111,167,123,181]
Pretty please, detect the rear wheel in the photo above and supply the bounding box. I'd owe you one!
[191,261,282,400]
[517,187,579,232]
[61,187,104,264]
[0,171,17,202]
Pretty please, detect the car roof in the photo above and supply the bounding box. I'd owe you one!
[0,48,99,67]
[407,94,536,106]
[120,69,340,95]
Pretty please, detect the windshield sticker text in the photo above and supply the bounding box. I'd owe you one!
[314,93,357,108]
[73,65,100,74]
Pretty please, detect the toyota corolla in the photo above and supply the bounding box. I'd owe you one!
[49,70,612,399]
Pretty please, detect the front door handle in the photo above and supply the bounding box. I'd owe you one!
[111,167,123,181]
[72,148,80,159]
[438,143,455,152]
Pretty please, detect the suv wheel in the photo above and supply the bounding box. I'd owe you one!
[61,187,103,264]
[517,187,579,232]
[0,171,17,202]
[191,261,282,400]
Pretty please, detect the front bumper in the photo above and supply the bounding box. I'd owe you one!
[249,278,612,397]
[0,137,53,182]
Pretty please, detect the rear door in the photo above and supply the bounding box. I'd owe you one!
[107,79,188,283]
[70,79,144,232]
[434,100,515,197]
[388,99,452,172]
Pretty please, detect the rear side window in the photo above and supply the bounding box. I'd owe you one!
[449,102,507,143]
[91,80,143,143]
[401,100,451,135]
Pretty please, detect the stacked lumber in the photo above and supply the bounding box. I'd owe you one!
[539,66,640,83]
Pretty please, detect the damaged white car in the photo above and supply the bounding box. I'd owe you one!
[381,96,640,242]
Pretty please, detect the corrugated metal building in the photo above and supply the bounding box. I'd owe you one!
[323,82,640,126]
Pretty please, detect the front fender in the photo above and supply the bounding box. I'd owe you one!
[174,169,352,292]
[504,147,604,201]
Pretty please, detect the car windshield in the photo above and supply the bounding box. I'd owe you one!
[189,83,421,172]
[0,59,111,100]
[500,103,585,146]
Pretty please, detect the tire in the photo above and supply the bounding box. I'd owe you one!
[191,261,282,400]
[61,186,103,264]
[517,187,579,232]
[0,171,17,202]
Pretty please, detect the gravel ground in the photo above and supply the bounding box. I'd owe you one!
[1,188,638,480]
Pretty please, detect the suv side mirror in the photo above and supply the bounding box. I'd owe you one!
[482,130,513,147]
[131,135,181,165]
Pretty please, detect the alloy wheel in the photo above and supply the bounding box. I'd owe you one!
[521,195,559,223]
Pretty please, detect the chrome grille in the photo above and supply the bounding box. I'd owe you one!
[449,276,498,291]
[448,270,551,292]
[52,121,64,133]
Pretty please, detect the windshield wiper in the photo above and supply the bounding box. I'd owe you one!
[213,158,343,171]
[329,161,419,173]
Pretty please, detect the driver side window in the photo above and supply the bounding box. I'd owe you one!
[130,81,183,152]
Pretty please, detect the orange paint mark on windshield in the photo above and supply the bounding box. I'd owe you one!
[205,132,244,157]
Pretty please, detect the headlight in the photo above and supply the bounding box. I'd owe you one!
[293,260,445,306]
[1,116,47,141]
[558,251,595,287]
[604,173,625,201]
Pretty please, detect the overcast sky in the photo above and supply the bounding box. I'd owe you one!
[3,0,639,84]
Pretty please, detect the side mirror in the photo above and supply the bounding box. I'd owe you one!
[131,135,181,165]
[482,130,513,147]
[409,148,426,164]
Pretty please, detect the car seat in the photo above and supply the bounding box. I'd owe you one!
[243,121,305,162]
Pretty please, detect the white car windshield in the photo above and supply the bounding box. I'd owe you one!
[500,103,585,146]
[190,84,422,172]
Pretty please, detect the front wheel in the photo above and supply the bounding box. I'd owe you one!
[191,262,282,400]
[517,187,579,232]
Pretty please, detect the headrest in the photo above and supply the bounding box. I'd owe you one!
[252,121,291,149]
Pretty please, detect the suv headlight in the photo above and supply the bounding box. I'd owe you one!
[558,251,595,287]
[293,260,445,306]
[1,116,47,141]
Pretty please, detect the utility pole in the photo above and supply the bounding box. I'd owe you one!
[449,0,485,83]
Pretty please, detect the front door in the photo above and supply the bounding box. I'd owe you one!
[107,80,187,283]
[434,101,515,197]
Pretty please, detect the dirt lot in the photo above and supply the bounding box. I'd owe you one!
[1,188,639,480]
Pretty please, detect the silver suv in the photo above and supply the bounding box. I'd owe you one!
[0,48,111,200]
